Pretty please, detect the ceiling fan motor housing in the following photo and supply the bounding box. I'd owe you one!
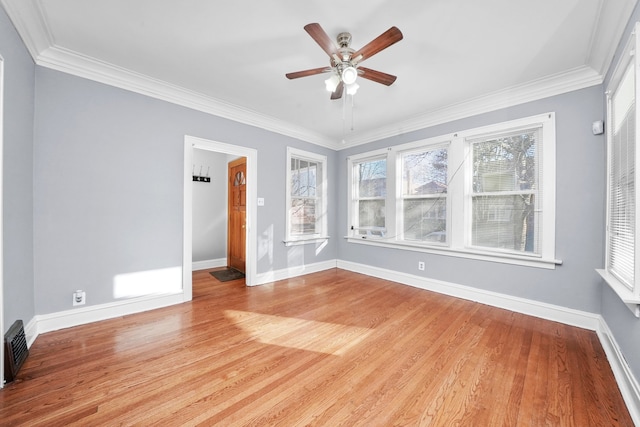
[336,32,352,48]
[336,32,355,62]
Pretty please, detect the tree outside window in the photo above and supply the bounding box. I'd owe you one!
[285,147,328,244]
[470,130,539,254]
[354,158,386,235]
[401,147,448,242]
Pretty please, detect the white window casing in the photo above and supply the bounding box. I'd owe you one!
[349,150,389,238]
[284,147,329,246]
[346,113,559,269]
[462,119,552,259]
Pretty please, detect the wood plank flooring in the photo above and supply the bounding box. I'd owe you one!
[0,268,634,426]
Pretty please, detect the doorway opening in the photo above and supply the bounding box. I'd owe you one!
[183,136,257,300]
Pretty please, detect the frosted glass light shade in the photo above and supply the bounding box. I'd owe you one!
[341,66,358,85]
[324,74,340,92]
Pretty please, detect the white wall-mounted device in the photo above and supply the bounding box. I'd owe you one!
[592,120,604,135]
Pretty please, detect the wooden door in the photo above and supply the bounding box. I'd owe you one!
[228,157,246,273]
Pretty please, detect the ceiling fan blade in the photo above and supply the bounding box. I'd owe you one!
[304,23,339,59]
[330,81,344,100]
[286,67,331,80]
[351,26,403,65]
[358,67,397,86]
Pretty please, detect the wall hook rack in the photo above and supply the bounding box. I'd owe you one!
[192,165,211,182]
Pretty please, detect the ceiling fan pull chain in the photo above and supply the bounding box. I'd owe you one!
[351,93,355,131]
[342,90,347,138]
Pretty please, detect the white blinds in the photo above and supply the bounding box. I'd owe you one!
[608,62,636,290]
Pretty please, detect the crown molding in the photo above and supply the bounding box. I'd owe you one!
[0,0,341,148]
[0,0,51,59]
[587,0,639,77]
[37,45,341,150]
[1,0,613,152]
[37,43,604,152]
[342,66,603,148]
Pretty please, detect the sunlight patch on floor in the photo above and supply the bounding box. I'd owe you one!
[224,310,373,355]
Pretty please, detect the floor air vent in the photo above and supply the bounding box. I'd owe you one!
[4,319,28,384]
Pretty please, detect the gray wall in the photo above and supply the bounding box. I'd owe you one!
[600,1,640,384]
[192,148,228,263]
[337,86,606,313]
[32,67,337,314]
[4,0,638,389]
[1,7,35,332]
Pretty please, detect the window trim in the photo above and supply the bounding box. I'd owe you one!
[284,147,329,246]
[346,113,560,269]
[460,118,555,259]
[599,22,640,315]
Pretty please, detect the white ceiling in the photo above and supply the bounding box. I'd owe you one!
[2,0,637,149]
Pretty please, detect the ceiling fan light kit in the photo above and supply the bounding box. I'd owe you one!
[324,74,341,92]
[346,82,359,96]
[341,66,358,85]
[286,23,403,101]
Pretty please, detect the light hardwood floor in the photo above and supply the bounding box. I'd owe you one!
[0,268,634,426]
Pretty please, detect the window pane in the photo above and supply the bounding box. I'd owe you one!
[290,198,317,235]
[291,159,318,198]
[608,62,636,287]
[307,162,318,197]
[402,149,448,195]
[471,128,539,255]
[471,195,536,252]
[613,65,635,132]
[291,158,302,196]
[358,200,385,228]
[472,132,536,193]
[358,159,386,197]
[288,150,324,240]
[403,198,447,242]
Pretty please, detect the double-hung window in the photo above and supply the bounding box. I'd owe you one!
[467,127,540,255]
[350,154,387,237]
[346,113,557,269]
[285,147,328,245]
[400,146,448,243]
[598,23,640,313]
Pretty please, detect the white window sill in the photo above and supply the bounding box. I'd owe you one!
[345,236,562,270]
[596,269,640,318]
[283,237,330,247]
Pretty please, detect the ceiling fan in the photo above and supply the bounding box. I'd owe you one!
[286,23,403,100]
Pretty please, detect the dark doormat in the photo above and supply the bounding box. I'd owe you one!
[210,268,245,282]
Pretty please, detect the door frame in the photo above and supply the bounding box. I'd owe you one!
[183,135,258,299]
[0,56,5,388]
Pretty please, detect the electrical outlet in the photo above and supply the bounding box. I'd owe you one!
[73,290,86,306]
[418,261,425,271]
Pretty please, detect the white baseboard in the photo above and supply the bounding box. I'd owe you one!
[30,291,186,340]
[596,319,640,425]
[254,259,337,286]
[337,259,640,423]
[337,260,601,330]
[192,258,226,271]
[24,317,38,348]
